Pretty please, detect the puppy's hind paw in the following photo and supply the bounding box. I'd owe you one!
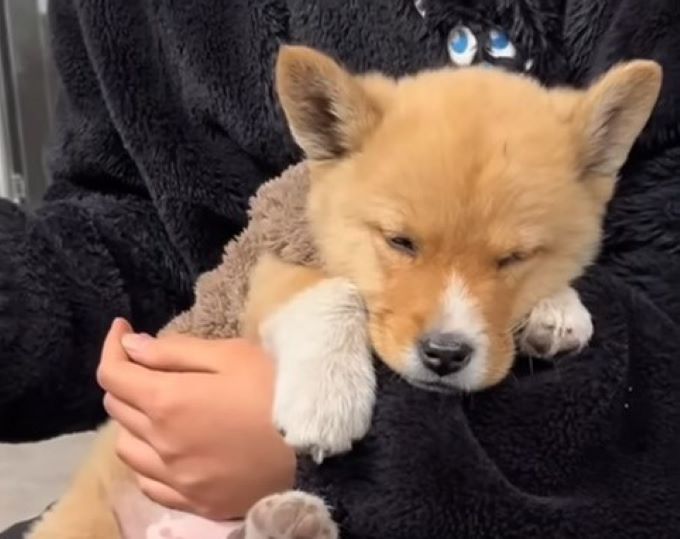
[240,491,338,539]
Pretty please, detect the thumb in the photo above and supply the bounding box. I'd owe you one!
[97,318,134,389]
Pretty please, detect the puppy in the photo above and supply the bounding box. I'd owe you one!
[28,47,660,539]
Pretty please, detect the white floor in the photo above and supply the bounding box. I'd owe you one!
[0,432,95,531]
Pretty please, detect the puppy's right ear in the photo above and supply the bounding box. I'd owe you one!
[276,46,384,161]
[577,60,662,177]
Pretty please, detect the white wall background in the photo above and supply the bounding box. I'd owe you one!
[0,4,11,201]
[0,432,95,529]
[0,111,9,200]
[0,0,56,205]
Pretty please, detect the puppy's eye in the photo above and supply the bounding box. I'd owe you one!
[496,251,529,269]
[387,235,418,256]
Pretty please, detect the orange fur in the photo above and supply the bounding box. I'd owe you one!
[242,255,326,340]
[277,46,661,388]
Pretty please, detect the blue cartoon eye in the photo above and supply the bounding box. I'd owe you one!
[487,29,516,59]
[447,25,478,67]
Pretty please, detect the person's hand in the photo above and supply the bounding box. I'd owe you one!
[97,319,295,520]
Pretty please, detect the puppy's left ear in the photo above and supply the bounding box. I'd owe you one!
[577,60,662,177]
[276,46,386,161]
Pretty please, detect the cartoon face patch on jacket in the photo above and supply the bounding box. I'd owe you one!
[445,23,533,72]
[414,0,565,83]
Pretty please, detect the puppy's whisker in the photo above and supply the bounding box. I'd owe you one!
[512,317,529,334]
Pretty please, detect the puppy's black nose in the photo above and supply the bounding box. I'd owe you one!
[418,332,473,376]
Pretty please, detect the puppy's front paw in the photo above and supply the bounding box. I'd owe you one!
[262,278,376,462]
[519,287,593,358]
[240,491,338,539]
[273,341,375,463]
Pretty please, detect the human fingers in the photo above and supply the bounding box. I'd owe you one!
[135,476,194,513]
[98,321,165,411]
[103,393,152,442]
[121,334,265,373]
[96,317,133,388]
[115,427,169,486]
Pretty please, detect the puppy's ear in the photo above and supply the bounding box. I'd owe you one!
[276,46,385,160]
[577,60,662,177]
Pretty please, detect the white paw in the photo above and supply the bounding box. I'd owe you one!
[261,278,376,463]
[519,287,593,358]
[243,491,338,539]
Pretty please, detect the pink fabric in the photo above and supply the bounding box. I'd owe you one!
[114,486,244,539]
[146,513,243,539]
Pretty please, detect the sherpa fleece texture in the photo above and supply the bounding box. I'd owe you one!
[0,0,464,441]
[161,163,317,339]
[0,0,573,442]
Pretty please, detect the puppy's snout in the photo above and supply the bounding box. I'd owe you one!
[418,332,473,376]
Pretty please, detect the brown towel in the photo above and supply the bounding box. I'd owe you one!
[161,162,321,338]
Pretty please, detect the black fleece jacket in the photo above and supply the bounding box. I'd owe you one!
[1,0,573,441]
[0,0,446,441]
